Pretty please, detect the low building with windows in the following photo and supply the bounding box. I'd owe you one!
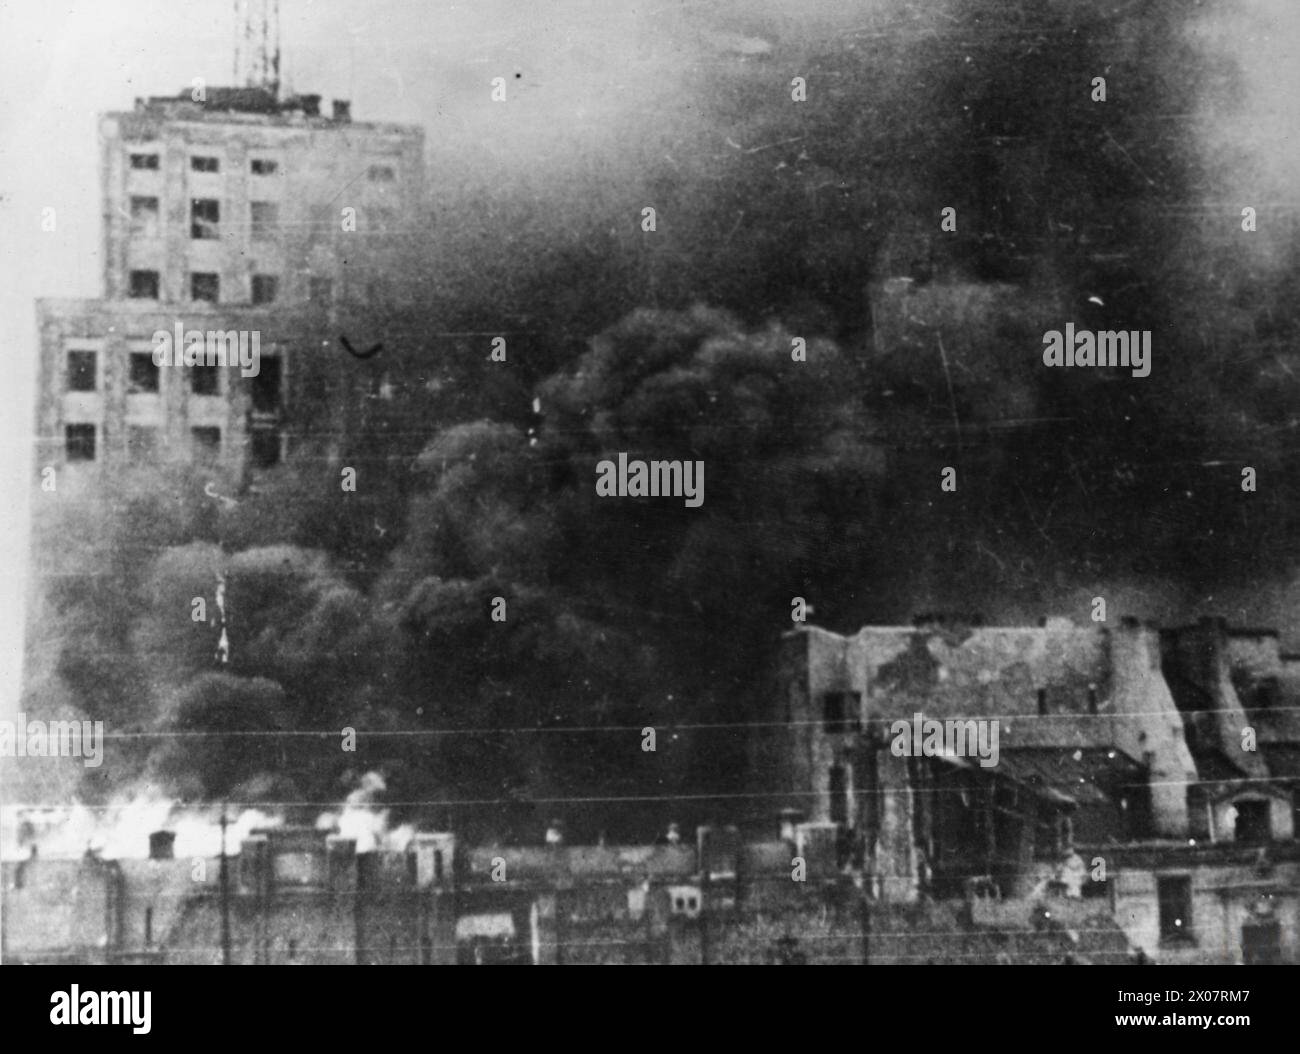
[757,613,1300,962]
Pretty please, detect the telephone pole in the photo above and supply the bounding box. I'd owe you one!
[219,805,232,965]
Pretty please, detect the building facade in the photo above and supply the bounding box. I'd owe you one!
[7,613,1298,964]
[36,87,425,479]
[1,821,1133,966]
[755,613,1300,963]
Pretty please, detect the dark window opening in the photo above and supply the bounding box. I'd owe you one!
[1234,800,1271,846]
[129,195,160,237]
[190,272,219,302]
[1120,782,1155,840]
[129,270,160,299]
[250,356,282,414]
[251,274,278,305]
[1243,919,1282,965]
[1083,869,1109,898]
[67,350,96,391]
[1035,803,1062,860]
[129,152,159,170]
[434,850,444,882]
[190,155,219,173]
[1037,688,1048,716]
[144,907,153,945]
[191,426,221,460]
[1241,676,1281,711]
[287,938,297,960]
[1056,813,1075,853]
[250,159,278,175]
[828,764,848,825]
[822,691,861,734]
[65,424,96,462]
[191,363,221,396]
[190,198,220,239]
[128,352,159,393]
[1087,684,1099,714]
[249,429,281,468]
[1157,875,1193,943]
[367,164,396,182]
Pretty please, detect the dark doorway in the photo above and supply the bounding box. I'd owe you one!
[829,765,848,825]
[1241,919,1281,965]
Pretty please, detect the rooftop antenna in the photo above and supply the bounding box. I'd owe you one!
[271,0,281,98]
[234,0,281,99]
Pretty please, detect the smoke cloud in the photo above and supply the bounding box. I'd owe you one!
[10,0,1300,847]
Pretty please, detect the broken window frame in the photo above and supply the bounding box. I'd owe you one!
[64,423,96,462]
[128,351,160,394]
[129,195,161,238]
[1157,874,1194,945]
[190,197,221,240]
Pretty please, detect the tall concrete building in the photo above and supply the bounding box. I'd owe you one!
[35,87,425,479]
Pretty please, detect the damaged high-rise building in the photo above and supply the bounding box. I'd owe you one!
[35,87,425,482]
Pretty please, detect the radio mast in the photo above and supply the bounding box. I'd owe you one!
[233,0,281,99]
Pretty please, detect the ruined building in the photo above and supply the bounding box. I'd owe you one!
[756,614,1300,964]
[6,613,1298,964]
[35,88,425,481]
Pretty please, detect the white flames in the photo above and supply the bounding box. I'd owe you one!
[0,771,414,860]
[0,793,281,861]
[314,771,413,853]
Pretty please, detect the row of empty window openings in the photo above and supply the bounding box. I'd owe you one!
[818,687,1103,731]
[63,423,283,467]
[129,152,396,183]
[128,271,295,305]
[128,197,399,240]
[66,350,282,409]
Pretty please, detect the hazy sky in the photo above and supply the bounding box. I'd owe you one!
[0,0,758,710]
[1,0,1298,710]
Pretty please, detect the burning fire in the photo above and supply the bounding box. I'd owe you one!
[0,771,406,860]
[314,771,413,853]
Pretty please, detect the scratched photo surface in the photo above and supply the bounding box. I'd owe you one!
[2,0,1299,966]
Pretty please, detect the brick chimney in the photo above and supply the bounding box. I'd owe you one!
[148,830,175,860]
[411,832,456,889]
[326,835,357,892]
[239,833,270,896]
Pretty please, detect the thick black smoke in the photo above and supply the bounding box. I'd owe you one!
[17,0,1300,839]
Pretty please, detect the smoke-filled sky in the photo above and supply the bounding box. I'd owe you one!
[3,0,1300,742]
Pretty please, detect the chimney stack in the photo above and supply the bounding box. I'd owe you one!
[148,830,176,860]
[239,833,271,896]
[326,835,358,892]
